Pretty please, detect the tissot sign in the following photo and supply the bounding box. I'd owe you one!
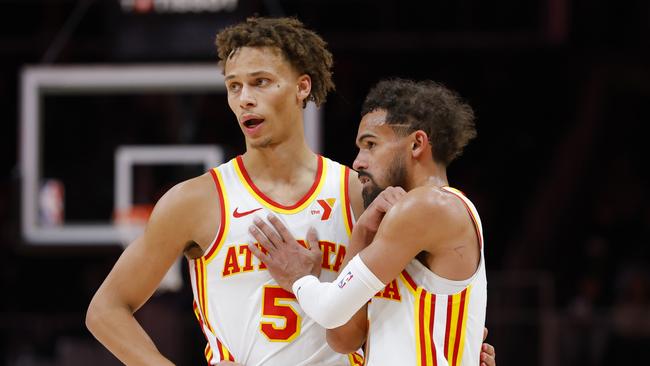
[120,0,237,13]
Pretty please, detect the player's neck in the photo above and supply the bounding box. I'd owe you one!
[242,137,317,184]
[407,160,448,190]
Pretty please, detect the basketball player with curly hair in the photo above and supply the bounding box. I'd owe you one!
[86,18,496,366]
[249,78,491,366]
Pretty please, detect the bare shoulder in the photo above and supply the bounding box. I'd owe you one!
[154,172,215,214]
[346,167,365,219]
[387,186,468,232]
[146,172,220,251]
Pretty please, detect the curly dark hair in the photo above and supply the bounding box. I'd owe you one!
[361,78,477,166]
[215,17,335,108]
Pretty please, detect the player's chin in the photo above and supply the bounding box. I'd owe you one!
[248,137,273,148]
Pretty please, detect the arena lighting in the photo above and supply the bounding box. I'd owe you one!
[20,64,322,245]
[120,0,238,13]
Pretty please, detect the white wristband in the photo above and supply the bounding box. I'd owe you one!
[291,254,385,329]
[292,275,319,298]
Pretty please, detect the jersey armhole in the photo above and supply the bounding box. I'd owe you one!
[203,168,230,261]
[341,165,355,237]
[442,187,483,250]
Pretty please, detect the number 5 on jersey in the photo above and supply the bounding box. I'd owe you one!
[260,286,301,342]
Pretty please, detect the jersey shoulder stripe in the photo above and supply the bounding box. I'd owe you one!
[203,167,230,262]
[340,165,354,236]
[442,187,483,249]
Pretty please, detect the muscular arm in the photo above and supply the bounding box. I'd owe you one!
[326,171,369,353]
[251,184,494,363]
[289,187,469,328]
[85,174,217,365]
[358,189,448,284]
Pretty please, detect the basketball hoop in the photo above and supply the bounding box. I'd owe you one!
[113,204,154,248]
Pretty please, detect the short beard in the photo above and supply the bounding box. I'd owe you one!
[361,154,407,209]
[362,182,382,209]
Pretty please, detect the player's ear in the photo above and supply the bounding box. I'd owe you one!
[297,74,312,104]
[411,130,430,159]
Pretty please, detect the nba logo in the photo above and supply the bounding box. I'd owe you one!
[39,179,64,226]
[338,271,354,288]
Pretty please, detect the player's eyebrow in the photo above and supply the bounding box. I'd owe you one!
[356,133,377,146]
[225,71,271,81]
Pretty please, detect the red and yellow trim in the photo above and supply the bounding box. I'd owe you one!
[400,269,419,295]
[404,268,473,366]
[215,337,235,362]
[194,259,211,331]
[233,155,327,214]
[204,343,213,363]
[414,288,438,366]
[204,168,230,263]
[442,187,483,249]
[192,300,235,363]
[443,286,472,366]
[192,168,233,361]
[192,268,235,365]
[340,165,354,237]
[348,351,365,366]
[192,301,213,364]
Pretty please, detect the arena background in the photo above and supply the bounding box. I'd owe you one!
[1,0,649,365]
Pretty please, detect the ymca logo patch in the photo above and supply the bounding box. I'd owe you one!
[311,198,336,221]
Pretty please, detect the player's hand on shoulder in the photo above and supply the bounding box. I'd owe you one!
[356,186,406,234]
[248,214,323,292]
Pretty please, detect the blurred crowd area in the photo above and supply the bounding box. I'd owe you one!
[1,0,649,365]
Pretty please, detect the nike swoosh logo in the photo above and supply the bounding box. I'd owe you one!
[233,207,263,218]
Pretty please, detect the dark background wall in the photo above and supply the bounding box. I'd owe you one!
[1,0,649,365]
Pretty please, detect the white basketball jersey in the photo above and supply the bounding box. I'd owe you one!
[365,187,487,366]
[188,155,363,366]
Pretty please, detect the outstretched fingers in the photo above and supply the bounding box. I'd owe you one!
[250,217,283,251]
[306,227,323,258]
[248,241,271,265]
[267,214,295,245]
[306,227,319,249]
[248,224,277,259]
